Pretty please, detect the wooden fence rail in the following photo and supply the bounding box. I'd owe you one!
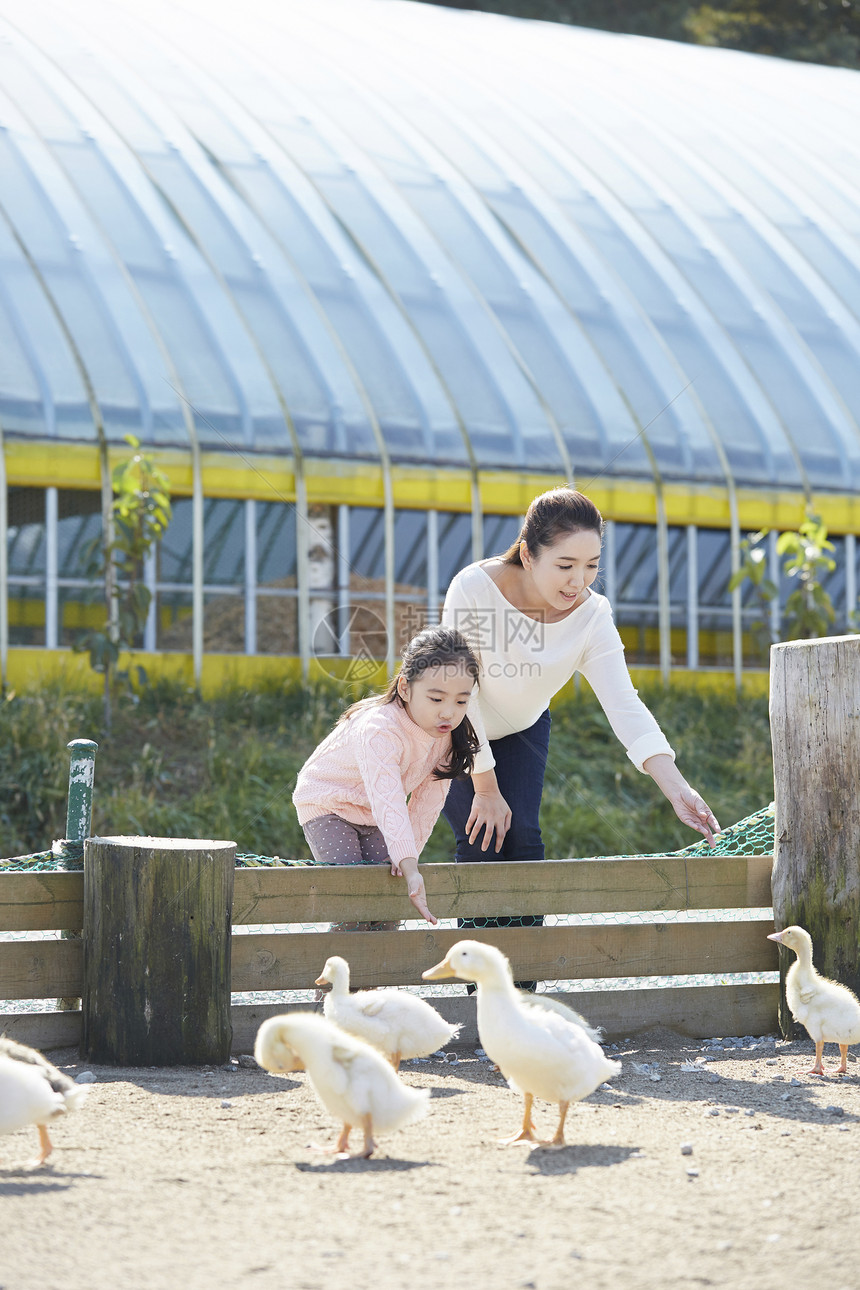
[0,872,84,932]
[0,855,780,1055]
[231,855,773,923]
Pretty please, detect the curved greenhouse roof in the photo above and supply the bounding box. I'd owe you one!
[1,0,860,498]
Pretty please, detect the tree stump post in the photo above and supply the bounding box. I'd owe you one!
[770,636,860,1037]
[82,836,236,1065]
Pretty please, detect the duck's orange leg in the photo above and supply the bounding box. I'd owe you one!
[808,1041,825,1076]
[388,1052,401,1071]
[499,1092,539,1146]
[358,1113,376,1158]
[27,1125,53,1169]
[836,1045,850,1076]
[310,1123,351,1154]
[544,1100,570,1148]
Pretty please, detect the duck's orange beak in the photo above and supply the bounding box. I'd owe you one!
[767,931,785,944]
[314,976,329,987]
[422,955,456,981]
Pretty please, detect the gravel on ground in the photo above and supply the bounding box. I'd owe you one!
[1,1028,857,1290]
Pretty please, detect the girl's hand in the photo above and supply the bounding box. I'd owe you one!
[393,857,438,926]
[466,788,512,853]
[405,871,437,925]
[670,785,720,847]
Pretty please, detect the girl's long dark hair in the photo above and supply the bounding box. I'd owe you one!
[339,625,480,780]
[502,486,604,565]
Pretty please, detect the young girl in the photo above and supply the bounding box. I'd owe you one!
[293,626,480,926]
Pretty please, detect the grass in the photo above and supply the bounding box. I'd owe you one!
[0,678,773,862]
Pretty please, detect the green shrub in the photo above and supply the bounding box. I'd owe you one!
[1,680,770,862]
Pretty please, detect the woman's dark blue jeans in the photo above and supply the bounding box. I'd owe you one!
[442,708,551,937]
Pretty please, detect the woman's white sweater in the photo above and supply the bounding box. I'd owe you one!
[442,562,674,776]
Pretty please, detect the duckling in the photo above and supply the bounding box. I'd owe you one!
[768,926,860,1076]
[472,993,600,1074]
[254,1013,430,1158]
[423,940,620,1146]
[315,955,460,1069]
[0,1036,89,1166]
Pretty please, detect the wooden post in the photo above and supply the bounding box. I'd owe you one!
[770,636,860,1036]
[82,836,236,1065]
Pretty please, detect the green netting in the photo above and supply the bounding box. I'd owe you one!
[0,840,84,872]
[578,802,776,863]
[234,854,315,868]
[0,842,314,872]
[676,802,775,857]
[0,804,775,872]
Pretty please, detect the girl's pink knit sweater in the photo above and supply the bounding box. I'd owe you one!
[292,701,454,864]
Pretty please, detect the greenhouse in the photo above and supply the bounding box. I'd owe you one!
[1,0,859,690]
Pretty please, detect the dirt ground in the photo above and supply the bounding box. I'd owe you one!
[1,1028,858,1290]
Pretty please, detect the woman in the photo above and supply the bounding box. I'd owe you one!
[441,488,720,887]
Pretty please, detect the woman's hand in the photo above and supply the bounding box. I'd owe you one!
[642,753,720,848]
[669,784,721,847]
[391,856,438,925]
[466,771,512,853]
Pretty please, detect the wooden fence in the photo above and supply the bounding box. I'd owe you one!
[2,851,780,1052]
[0,853,779,1054]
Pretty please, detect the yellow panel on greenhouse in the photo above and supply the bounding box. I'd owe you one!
[198,454,295,502]
[306,460,384,507]
[6,439,860,535]
[4,441,101,489]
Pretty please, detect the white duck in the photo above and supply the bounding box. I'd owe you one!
[768,926,860,1075]
[314,955,460,1068]
[517,992,604,1043]
[423,940,620,1146]
[254,1012,430,1158]
[0,1036,89,1166]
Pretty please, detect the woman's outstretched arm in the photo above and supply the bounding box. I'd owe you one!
[642,753,721,847]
